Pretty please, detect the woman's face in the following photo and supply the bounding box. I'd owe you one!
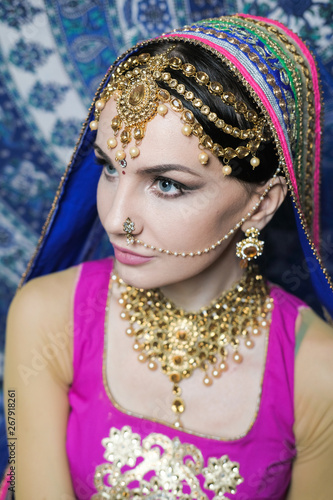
[95,98,257,289]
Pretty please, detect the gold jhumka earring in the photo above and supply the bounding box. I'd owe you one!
[236,227,264,268]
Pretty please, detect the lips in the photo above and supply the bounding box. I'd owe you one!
[112,243,154,265]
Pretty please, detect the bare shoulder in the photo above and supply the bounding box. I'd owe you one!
[295,307,333,397]
[11,265,79,312]
[287,311,333,499]
[287,308,333,500]
[296,307,333,382]
[6,265,81,387]
[5,267,80,498]
[294,307,333,444]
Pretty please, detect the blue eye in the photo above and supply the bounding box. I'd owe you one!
[158,178,182,194]
[94,156,117,177]
[104,163,117,176]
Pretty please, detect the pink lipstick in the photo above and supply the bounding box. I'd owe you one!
[112,243,154,265]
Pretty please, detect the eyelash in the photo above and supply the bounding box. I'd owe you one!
[95,156,191,199]
[153,177,188,199]
[95,157,116,174]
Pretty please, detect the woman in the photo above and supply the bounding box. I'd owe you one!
[4,14,333,500]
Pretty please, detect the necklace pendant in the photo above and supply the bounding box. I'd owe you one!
[171,396,185,415]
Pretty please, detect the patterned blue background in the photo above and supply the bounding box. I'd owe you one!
[0,0,332,478]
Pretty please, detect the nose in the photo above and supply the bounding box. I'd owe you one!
[99,174,143,240]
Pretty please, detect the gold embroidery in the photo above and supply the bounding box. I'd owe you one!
[93,426,243,499]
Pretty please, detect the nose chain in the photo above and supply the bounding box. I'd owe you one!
[122,167,280,255]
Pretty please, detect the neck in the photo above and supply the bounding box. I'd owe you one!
[159,236,245,312]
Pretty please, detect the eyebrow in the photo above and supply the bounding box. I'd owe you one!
[93,143,203,178]
[93,143,115,166]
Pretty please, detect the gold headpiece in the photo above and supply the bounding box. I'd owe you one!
[90,48,270,174]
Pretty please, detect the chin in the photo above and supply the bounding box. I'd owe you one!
[114,261,158,289]
[114,261,179,290]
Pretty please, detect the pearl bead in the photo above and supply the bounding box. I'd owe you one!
[107,137,117,149]
[220,362,228,372]
[203,375,213,386]
[233,352,243,364]
[157,104,168,116]
[95,99,105,111]
[222,164,232,176]
[250,156,260,168]
[89,120,98,130]
[115,150,126,161]
[148,360,157,370]
[181,124,192,136]
[129,146,140,158]
[198,152,209,165]
[245,339,254,349]
[212,369,222,378]
[138,353,147,363]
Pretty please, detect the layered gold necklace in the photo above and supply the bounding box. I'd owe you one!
[112,266,273,427]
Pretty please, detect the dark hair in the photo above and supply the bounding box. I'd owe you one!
[132,40,279,184]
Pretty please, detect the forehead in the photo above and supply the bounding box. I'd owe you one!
[96,98,223,176]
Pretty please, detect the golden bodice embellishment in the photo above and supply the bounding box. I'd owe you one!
[93,426,243,499]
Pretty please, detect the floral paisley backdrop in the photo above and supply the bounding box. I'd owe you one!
[0,0,332,474]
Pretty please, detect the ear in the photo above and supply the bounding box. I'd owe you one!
[242,176,287,232]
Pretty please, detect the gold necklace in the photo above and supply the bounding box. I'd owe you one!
[112,266,273,427]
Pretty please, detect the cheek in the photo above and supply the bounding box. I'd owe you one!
[148,195,244,252]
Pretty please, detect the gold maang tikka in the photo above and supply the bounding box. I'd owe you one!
[89,48,271,174]
[112,267,273,428]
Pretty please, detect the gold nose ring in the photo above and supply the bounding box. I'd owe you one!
[123,217,135,245]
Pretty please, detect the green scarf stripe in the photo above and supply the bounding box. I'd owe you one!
[225,17,307,185]
[198,17,306,185]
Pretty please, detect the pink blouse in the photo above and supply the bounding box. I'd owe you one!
[66,258,305,499]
